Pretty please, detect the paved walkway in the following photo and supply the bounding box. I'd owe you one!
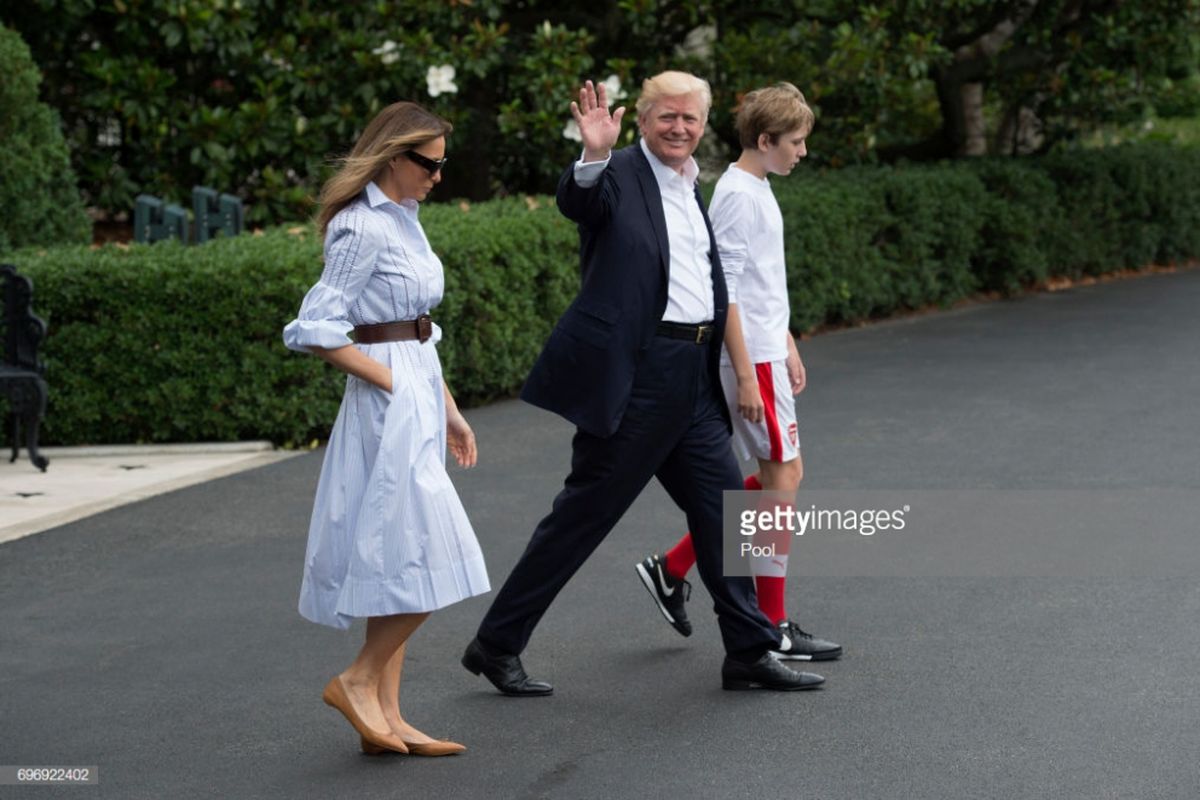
[2,269,1199,799]
[0,443,298,545]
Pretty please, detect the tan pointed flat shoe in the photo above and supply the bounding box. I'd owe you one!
[321,676,409,755]
[401,739,466,757]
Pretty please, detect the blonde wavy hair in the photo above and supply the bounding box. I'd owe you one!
[316,101,452,237]
[635,70,712,120]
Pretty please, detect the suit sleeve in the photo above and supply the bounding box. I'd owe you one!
[556,154,621,229]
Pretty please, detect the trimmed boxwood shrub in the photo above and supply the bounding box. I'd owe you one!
[7,141,1200,446]
[0,24,90,251]
[10,199,578,447]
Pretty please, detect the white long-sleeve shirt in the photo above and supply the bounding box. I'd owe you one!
[711,164,790,364]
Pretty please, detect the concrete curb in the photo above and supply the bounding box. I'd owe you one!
[36,440,281,458]
[0,447,302,546]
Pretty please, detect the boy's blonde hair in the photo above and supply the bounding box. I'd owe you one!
[636,70,712,119]
[736,82,814,149]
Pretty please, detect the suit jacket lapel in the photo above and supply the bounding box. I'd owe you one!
[633,146,670,281]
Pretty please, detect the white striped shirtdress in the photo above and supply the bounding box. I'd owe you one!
[283,182,489,629]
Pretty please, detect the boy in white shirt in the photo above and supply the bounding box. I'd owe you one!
[636,83,841,662]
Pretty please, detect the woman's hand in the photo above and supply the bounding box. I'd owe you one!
[446,408,477,468]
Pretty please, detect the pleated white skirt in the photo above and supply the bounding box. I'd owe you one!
[298,339,490,629]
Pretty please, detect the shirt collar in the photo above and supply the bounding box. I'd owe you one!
[365,181,419,213]
[639,138,699,186]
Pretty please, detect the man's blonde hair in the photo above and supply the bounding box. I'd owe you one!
[736,82,814,149]
[636,70,712,119]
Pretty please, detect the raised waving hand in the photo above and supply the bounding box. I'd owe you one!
[571,79,626,162]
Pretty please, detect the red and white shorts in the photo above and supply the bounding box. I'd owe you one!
[719,359,800,464]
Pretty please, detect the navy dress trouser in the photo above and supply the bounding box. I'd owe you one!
[477,335,781,657]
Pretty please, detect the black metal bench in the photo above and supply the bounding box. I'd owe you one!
[1,264,49,471]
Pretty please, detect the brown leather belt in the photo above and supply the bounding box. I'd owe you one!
[656,320,715,345]
[354,315,433,344]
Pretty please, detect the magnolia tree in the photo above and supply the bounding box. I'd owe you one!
[4,0,1197,224]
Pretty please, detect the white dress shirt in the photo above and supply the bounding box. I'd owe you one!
[573,140,715,323]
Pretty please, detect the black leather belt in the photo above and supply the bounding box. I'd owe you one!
[656,320,715,345]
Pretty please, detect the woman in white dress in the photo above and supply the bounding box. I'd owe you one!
[283,101,490,756]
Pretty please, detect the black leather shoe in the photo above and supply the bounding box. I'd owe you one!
[771,620,843,662]
[721,653,825,691]
[635,554,692,637]
[461,638,553,697]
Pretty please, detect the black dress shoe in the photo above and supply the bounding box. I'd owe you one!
[461,638,553,697]
[721,653,825,691]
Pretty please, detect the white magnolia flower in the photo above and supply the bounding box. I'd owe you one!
[675,24,717,59]
[97,117,121,147]
[372,40,400,66]
[601,74,627,105]
[426,64,458,97]
[562,119,582,142]
[263,51,293,71]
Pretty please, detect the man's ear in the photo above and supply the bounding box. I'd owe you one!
[757,132,773,152]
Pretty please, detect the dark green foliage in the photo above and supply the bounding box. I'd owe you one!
[11,201,579,447]
[0,25,90,251]
[10,1,1196,228]
[968,160,1063,293]
[10,142,1200,445]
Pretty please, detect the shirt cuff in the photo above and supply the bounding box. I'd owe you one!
[573,152,610,188]
[282,318,354,353]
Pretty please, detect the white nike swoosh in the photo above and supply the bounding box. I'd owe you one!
[656,564,675,597]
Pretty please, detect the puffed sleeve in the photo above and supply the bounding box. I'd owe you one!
[282,205,381,352]
[710,190,755,305]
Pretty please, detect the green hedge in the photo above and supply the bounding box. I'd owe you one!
[8,199,578,447]
[778,142,1200,330]
[7,142,1199,446]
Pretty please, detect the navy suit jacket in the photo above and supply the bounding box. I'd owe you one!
[520,144,732,438]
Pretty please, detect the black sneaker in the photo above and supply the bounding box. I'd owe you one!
[635,554,692,637]
[771,620,842,661]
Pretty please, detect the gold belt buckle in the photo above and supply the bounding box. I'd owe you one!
[696,324,711,344]
[416,314,433,343]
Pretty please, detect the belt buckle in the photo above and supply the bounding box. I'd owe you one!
[416,314,432,343]
[696,324,711,345]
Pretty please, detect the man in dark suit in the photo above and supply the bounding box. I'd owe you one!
[462,72,824,693]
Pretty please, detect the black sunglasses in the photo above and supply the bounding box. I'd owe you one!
[403,150,448,175]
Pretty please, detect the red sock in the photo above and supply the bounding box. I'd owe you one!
[664,475,764,579]
[755,575,787,625]
[664,533,695,579]
[754,491,791,624]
